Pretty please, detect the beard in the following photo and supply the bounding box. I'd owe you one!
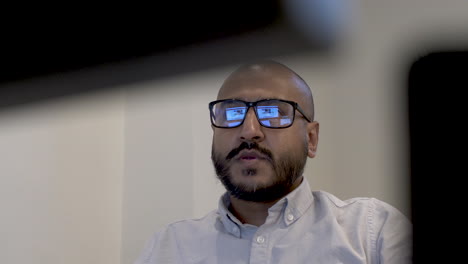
[211,141,308,202]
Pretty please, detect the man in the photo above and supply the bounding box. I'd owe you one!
[134,60,412,263]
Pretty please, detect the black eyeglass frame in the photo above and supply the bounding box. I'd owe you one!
[208,99,312,129]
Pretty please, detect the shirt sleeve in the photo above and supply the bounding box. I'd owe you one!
[133,231,159,264]
[133,225,186,264]
[369,198,413,264]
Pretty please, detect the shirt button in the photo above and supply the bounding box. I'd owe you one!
[256,236,265,244]
[287,214,294,221]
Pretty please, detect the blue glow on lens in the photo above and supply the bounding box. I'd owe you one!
[226,107,246,121]
[257,106,279,118]
[227,121,242,127]
[261,120,271,126]
[280,118,291,126]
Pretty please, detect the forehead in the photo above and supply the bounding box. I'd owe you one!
[217,68,306,102]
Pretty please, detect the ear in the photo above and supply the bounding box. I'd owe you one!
[307,121,319,158]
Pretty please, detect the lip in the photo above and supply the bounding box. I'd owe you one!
[235,150,269,161]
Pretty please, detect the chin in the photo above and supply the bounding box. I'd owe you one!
[231,170,275,189]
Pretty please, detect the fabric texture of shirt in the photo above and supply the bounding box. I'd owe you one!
[134,177,412,264]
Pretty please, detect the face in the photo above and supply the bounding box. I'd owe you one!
[211,66,319,202]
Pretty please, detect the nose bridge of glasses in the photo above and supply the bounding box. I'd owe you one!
[244,104,258,121]
[239,106,265,138]
[237,104,260,129]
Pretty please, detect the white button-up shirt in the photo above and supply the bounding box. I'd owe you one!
[134,177,412,263]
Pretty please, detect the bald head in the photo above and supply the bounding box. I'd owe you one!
[218,60,315,121]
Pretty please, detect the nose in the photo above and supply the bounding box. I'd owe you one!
[239,108,265,142]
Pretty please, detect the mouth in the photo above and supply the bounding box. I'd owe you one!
[236,150,269,162]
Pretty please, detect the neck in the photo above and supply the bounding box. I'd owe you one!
[228,176,303,226]
[229,197,277,227]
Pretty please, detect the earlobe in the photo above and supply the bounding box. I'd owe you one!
[307,122,319,158]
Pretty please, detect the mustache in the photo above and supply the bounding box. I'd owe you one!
[225,142,273,161]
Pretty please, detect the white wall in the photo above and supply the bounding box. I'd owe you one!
[0,90,124,264]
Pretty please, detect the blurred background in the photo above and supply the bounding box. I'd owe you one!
[1,0,467,263]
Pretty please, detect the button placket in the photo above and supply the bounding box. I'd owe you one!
[231,226,239,236]
[256,235,265,244]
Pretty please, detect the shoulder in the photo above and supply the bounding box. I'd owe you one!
[311,190,412,242]
[161,209,220,238]
[133,210,220,264]
[311,191,412,263]
[312,190,408,218]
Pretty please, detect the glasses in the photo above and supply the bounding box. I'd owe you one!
[209,99,312,129]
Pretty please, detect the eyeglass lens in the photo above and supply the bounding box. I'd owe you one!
[212,100,294,128]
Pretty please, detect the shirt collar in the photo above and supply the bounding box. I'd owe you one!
[281,176,314,226]
[217,176,314,236]
[218,194,242,238]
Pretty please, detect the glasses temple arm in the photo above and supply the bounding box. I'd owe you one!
[296,104,312,123]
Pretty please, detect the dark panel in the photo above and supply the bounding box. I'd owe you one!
[408,51,467,263]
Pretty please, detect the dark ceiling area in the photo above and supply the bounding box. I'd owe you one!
[1,1,289,84]
[1,1,333,109]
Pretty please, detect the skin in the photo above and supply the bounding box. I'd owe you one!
[211,61,319,226]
